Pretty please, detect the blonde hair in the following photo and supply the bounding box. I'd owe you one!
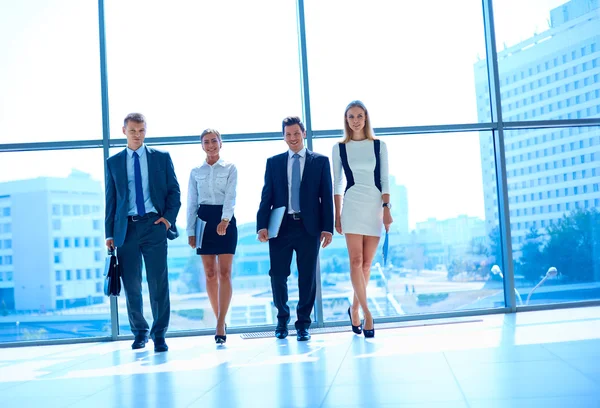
[200,128,222,143]
[341,100,376,144]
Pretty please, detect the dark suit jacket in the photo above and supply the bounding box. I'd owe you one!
[257,150,334,237]
[105,146,181,248]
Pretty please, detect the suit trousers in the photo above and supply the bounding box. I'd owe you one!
[117,213,170,339]
[268,217,321,330]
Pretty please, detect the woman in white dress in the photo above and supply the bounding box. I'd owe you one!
[332,100,393,338]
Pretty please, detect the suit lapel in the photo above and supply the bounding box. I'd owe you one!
[279,152,289,205]
[301,150,314,191]
[145,146,154,179]
[117,149,128,193]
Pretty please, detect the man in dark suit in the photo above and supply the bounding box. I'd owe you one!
[257,116,334,341]
[105,113,181,352]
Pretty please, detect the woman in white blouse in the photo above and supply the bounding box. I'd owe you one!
[186,129,238,344]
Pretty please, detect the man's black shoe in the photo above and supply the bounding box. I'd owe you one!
[296,329,311,341]
[153,338,169,352]
[275,317,290,339]
[131,335,148,350]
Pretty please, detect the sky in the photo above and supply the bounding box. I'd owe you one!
[0,0,572,228]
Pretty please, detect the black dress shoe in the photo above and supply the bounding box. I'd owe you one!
[297,329,311,341]
[153,338,169,352]
[275,317,290,339]
[347,307,362,334]
[131,335,148,350]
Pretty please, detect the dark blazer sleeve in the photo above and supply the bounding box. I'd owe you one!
[162,152,181,227]
[256,157,274,232]
[104,158,117,240]
[318,156,334,234]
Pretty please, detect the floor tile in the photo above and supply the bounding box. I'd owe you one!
[1,306,599,408]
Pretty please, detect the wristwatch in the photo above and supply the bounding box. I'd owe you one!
[222,218,230,222]
[382,203,392,209]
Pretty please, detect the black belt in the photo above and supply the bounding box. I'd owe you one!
[287,213,302,221]
[128,212,158,222]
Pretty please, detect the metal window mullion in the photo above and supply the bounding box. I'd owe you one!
[98,0,118,340]
[296,0,324,327]
[482,0,516,311]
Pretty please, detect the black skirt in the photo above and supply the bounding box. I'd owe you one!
[196,204,237,255]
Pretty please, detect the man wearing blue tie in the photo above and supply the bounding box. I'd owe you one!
[105,113,181,352]
[257,116,334,341]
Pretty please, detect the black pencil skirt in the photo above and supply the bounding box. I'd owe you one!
[196,204,237,255]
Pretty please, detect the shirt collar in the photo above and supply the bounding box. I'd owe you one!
[201,158,225,168]
[288,147,306,159]
[127,144,146,158]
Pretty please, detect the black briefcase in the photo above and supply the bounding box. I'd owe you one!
[103,249,122,297]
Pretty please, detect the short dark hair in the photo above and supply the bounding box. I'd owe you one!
[124,113,146,127]
[282,116,305,134]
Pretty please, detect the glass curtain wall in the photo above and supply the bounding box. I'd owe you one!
[0,0,599,344]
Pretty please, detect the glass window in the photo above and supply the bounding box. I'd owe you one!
[316,131,503,320]
[505,127,600,306]
[305,0,487,128]
[0,2,101,143]
[105,0,301,135]
[112,140,292,332]
[0,149,109,343]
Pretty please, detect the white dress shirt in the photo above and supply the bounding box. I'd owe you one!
[287,147,306,214]
[186,159,237,236]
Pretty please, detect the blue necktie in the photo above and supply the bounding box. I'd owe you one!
[133,151,146,216]
[291,153,301,212]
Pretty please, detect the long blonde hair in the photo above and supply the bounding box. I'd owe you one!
[341,100,376,144]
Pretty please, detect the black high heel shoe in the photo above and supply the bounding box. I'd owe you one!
[215,324,227,344]
[363,317,375,338]
[347,307,362,334]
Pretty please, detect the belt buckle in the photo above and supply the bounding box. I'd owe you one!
[131,215,140,222]
[292,213,301,221]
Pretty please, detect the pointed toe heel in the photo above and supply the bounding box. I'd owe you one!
[363,319,375,338]
[215,324,227,344]
[347,307,362,334]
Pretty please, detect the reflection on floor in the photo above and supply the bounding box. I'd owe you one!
[1,306,600,408]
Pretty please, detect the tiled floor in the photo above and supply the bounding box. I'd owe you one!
[1,307,600,407]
